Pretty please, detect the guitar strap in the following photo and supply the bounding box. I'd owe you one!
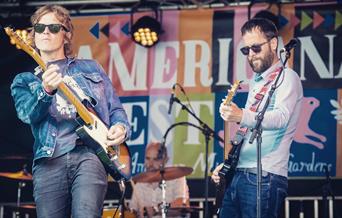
[232,67,283,145]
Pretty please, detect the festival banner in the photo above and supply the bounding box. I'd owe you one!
[71,2,342,178]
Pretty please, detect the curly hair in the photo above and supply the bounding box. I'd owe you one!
[29,5,74,57]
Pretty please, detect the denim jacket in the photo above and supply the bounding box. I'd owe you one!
[11,58,131,161]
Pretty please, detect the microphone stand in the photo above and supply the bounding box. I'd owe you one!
[248,50,290,218]
[322,166,335,218]
[159,164,168,218]
[167,96,224,218]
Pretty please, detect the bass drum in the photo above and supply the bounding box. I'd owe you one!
[102,208,136,218]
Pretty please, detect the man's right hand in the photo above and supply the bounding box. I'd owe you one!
[211,163,223,184]
[42,64,63,93]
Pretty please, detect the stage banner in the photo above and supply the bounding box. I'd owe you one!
[71,2,342,178]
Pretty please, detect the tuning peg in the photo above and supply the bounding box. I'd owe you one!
[10,38,16,45]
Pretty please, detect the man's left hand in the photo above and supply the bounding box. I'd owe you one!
[106,124,126,147]
[219,101,243,123]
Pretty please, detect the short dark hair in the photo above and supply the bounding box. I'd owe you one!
[241,18,278,41]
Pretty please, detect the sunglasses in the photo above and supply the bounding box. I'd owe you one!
[240,41,269,56]
[33,23,69,34]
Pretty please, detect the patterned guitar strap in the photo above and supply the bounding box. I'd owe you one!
[232,67,283,146]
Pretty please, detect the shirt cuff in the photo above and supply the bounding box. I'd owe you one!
[43,87,57,96]
[240,108,256,128]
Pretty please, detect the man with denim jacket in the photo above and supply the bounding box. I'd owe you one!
[211,18,303,217]
[10,5,130,218]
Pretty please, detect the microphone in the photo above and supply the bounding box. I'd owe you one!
[280,38,299,53]
[167,84,176,114]
[157,140,166,160]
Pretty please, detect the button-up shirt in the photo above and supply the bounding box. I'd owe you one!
[238,61,303,177]
[130,177,189,218]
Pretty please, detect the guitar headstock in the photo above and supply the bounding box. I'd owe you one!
[4,27,35,54]
[4,26,46,70]
[223,80,242,105]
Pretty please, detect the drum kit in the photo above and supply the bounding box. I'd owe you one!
[131,166,202,218]
[0,158,35,218]
[0,157,202,218]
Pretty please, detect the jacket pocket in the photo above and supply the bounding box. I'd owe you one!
[81,73,103,83]
[79,73,104,106]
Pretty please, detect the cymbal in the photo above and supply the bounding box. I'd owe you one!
[155,206,203,216]
[132,166,193,183]
[0,155,32,160]
[168,206,203,214]
[17,204,36,209]
[0,170,32,181]
[6,203,36,211]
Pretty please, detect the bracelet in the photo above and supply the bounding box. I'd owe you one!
[43,86,57,95]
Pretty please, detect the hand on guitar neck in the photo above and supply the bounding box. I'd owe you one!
[219,101,243,123]
[42,64,62,94]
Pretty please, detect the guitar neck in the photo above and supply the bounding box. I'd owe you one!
[58,83,94,125]
[223,121,232,159]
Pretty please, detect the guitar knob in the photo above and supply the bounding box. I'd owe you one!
[110,155,118,161]
[118,164,126,170]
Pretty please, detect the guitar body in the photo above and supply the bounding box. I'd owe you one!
[76,113,131,180]
[218,139,243,184]
[215,139,243,215]
[214,81,242,214]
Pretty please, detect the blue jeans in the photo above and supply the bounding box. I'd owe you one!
[219,169,288,218]
[32,145,108,218]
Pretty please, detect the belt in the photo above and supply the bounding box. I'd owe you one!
[236,168,269,177]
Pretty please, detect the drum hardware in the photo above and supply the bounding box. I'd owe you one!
[0,165,32,218]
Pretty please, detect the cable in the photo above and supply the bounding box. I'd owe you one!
[112,180,126,218]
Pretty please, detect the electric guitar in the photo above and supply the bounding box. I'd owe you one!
[5,27,131,181]
[215,80,242,212]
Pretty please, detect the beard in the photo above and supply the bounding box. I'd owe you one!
[248,51,274,74]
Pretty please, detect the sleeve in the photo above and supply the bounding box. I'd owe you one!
[95,61,131,140]
[171,177,189,202]
[129,183,144,217]
[10,72,54,124]
[130,188,139,211]
[240,69,303,130]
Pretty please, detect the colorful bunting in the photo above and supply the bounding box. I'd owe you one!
[89,22,100,39]
[301,11,312,30]
[335,10,342,30]
[313,12,324,29]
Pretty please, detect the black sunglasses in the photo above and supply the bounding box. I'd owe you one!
[33,23,69,34]
[240,41,269,56]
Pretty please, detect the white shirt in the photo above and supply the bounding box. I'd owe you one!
[238,61,303,177]
[130,177,189,218]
